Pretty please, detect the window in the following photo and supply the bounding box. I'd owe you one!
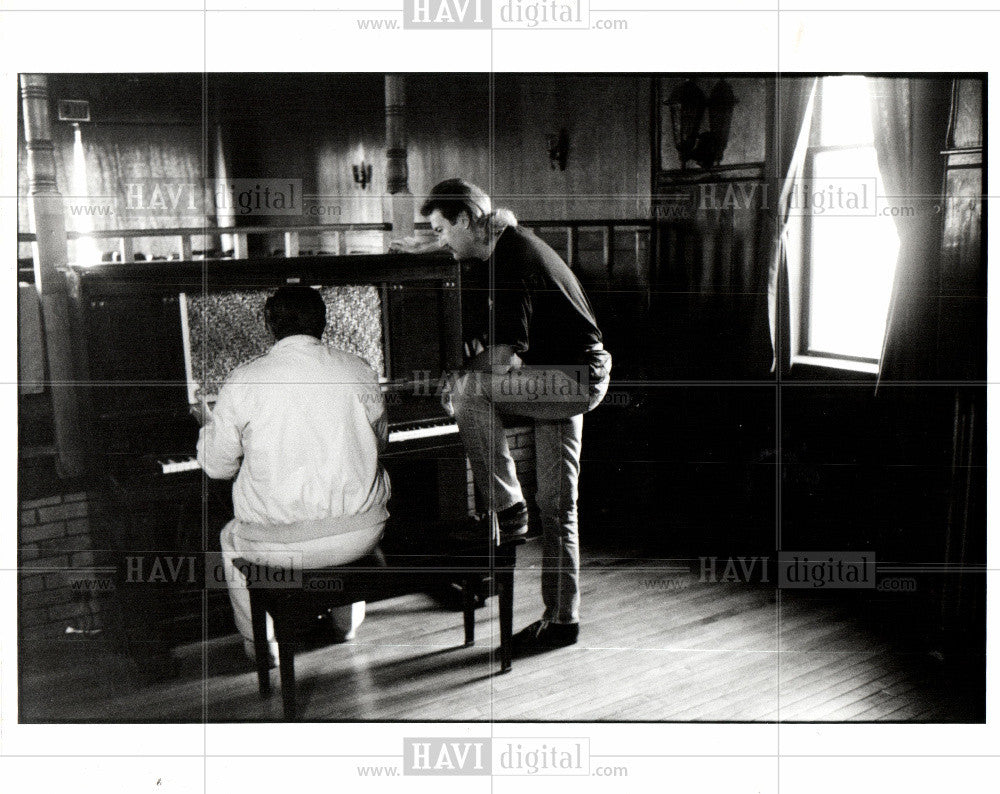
[797,76,899,368]
[69,123,101,265]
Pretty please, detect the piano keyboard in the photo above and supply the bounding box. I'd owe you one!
[157,419,459,475]
[159,457,202,475]
[388,418,458,444]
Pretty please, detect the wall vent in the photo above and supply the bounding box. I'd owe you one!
[57,100,90,122]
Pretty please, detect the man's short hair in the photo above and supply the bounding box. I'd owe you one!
[264,285,326,340]
[419,178,492,225]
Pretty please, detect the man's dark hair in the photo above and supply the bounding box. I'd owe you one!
[264,285,326,340]
[419,178,492,225]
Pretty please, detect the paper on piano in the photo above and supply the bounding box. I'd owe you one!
[179,285,385,405]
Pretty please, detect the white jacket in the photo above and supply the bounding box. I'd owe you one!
[197,334,390,541]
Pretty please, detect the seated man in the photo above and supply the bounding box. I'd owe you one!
[417,179,612,654]
[196,285,390,665]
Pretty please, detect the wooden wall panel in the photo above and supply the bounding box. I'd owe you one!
[650,175,770,379]
[936,77,985,382]
[405,73,491,204]
[493,74,652,221]
[950,78,983,149]
[210,73,650,227]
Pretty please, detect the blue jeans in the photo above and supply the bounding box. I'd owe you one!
[450,355,611,624]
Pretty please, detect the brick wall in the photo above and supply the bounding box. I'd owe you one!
[18,491,104,639]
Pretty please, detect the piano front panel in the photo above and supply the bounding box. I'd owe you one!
[83,291,187,386]
[385,280,459,382]
[82,295,186,433]
[80,291,192,468]
[382,426,469,551]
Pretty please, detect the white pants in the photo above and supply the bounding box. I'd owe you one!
[219,518,384,648]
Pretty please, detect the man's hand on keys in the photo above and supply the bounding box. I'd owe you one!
[189,400,212,427]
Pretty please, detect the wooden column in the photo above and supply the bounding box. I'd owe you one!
[384,75,414,242]
[20,74,86,477]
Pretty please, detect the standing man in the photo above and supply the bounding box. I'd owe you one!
[196,285,390,665]
[418,179,611,654]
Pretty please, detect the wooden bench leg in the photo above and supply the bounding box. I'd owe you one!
[497,567,514,672]
[280,654,297,721]
[272,611,297,720]
[462,577,476,646]
[249,590,271,698]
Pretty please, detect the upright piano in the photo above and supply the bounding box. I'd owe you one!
[66,252,470,671]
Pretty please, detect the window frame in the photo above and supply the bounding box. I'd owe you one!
[795,78,890,374]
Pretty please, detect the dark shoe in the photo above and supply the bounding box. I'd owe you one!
[448,513,495,546]
[311,609,357,643]
[511,620,579,656]
[449,502,528,545]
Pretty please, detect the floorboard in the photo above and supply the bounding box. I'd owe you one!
[18,540,981,722]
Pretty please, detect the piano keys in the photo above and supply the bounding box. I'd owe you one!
[158,457,201,475]
[387,416,459,444]
[156,416,460,475]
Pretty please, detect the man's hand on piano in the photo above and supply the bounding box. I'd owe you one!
[439,371,458,417]
[189,400,212,427]
[388,236,446,255]
[467,345,522,375]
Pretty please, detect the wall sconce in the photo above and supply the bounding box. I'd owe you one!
[547,128,569,171]
[666,79,737,170]
[352,161,373,189]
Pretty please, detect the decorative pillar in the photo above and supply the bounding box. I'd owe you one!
[384,74,415,242]
[20,74,86,477]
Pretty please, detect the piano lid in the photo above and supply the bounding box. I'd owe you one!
[68,251,457,294]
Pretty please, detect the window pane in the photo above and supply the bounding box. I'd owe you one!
[806,146,899,361]
[819,76,874,147]
[70,125,101,265]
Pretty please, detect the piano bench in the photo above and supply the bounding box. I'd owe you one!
[235,533,525,721]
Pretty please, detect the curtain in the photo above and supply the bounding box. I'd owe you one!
[80,123,207,259]
[214,124,236,255]
[869,78,949,385]
[766,78,818,374]
[19,121,207,261]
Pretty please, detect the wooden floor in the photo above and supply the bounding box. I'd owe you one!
[19,540,979,722]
